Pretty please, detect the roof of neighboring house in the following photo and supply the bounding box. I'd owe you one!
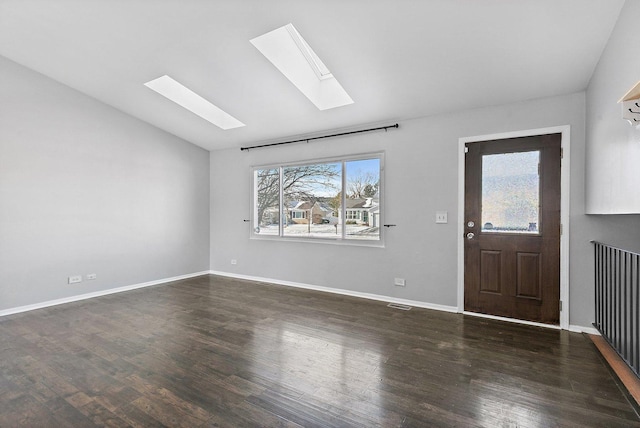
[345,198,379,209]
[286,200,333,213]
[345,198,367,209]
[312,201,331,212]
[287,198,377,211]
[287,201,312,210]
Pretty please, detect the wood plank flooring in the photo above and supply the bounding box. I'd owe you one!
[1,274,639,427]
[590,334,640,408]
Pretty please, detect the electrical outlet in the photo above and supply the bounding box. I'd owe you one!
[68,275,82,284]
[436,211,448,223]
[231,259,237,265]
[394,278,406,287]
[86,273,97,280]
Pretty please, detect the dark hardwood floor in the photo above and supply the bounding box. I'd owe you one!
[1,274,638,427]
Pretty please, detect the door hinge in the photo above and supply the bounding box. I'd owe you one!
[464,146,469,153]
[560,224,563,235]
[561,147,564,159]
[559,300,563,312]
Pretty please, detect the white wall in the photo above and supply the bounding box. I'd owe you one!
[0,56,210,311]
[211,92,599,327]
[586,0,640,214]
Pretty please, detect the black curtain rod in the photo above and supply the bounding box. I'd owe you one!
[240,123,399,151]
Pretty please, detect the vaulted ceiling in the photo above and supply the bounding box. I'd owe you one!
[0,0,625,151]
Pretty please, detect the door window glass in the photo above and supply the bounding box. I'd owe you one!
[481,151,540,234]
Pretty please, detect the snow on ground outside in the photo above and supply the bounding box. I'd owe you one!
[257,224,379,240]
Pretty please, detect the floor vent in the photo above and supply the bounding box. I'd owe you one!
[387,303,412,311]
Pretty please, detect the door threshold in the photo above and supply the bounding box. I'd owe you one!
[463,310,561,330]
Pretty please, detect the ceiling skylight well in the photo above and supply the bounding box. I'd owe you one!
[144,75,245,130]
[285,24,332,80]
[250,23,354,110]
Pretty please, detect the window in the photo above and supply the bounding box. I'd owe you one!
[253,154,382,243]
[481,150,540,234]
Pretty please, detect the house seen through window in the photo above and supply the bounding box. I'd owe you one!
[253,155,382,242]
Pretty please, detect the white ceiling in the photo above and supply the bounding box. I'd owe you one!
[0,0,625,151]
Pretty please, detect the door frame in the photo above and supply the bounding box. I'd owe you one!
[457,126,570,330]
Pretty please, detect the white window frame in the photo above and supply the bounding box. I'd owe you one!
[251,152,384,247]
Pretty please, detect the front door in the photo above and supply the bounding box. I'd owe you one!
[464,134,561,324]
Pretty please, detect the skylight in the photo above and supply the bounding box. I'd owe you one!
[144,75,245,130]
[285,24,332,80]
[250,23,354,111]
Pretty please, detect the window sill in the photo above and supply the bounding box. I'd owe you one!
[250,233,385,248]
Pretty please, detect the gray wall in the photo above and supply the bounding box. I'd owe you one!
[210,92,599,328]
[4,2,638,331]
[211,1,640,327]
[571,0,640,327]
[0,56,211,311]
[586,0,640,214]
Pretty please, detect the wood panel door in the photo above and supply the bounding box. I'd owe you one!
[464,134,561,324]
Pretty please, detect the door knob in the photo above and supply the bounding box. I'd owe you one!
[466,232,475,240]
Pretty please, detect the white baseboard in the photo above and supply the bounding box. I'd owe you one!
[569,325,601,335]
[3,269,601,336]
[0,271,210,317]
[211,271,600,333]
[209,270,459,313]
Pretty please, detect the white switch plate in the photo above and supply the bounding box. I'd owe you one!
[394,278,406,287]
[436,211,448,223]
[231,259,237,265]
[86,273,97,280]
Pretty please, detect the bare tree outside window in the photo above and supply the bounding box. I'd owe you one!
[255,163,340,235]
[345,159,381,240]
[347,171,379,199]
[283,163,340,237]
[255,168,280,233]
[253,155,382,242]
